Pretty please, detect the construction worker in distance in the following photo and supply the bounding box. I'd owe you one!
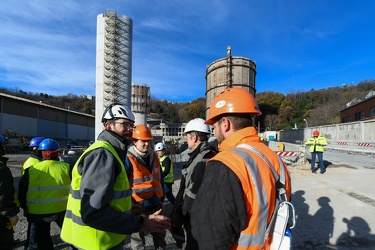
[18,138,71,250]
[155,142,176,205]
[22,137,46,175]
[190,88,292,249]
[0,135,19,250]
[126,124,167,250]
[305,130,328,174]
[171,118,217,249]
[21,136,46,249]
[60,104,171,250]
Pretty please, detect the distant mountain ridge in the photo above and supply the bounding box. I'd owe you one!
[1,79,374,130]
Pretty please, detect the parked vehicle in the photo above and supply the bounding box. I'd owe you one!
[66,139,78,149]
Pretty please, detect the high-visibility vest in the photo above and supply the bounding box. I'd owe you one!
[127,152,163,202]
[210,145,277,250]
[159,155,174,183]
[22,157,41,175]
[305,135,328,153]
[27,160,70,214]
[60,141,132,250]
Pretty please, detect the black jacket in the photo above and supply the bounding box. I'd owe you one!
[190,160,248,249]
[0,156,19,219]
[172,142,217,226]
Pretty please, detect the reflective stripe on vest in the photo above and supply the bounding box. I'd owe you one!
[306,136,327,153]
[237,144,289,245]
[127,152,164,202]
[159,155,174,183]
[229,147,270,248]
[27,160,70,214]
[60,141,132,250]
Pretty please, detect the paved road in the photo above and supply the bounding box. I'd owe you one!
[324,150,375,169]
[291,150,375,249]
[7,151,375,249]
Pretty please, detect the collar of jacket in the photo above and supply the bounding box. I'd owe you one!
[188,141,203,158]
[128,145,150,159]
[219,126,260,152]
[97,130,128,162]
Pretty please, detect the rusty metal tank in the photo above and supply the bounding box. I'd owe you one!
[205,46,256,117]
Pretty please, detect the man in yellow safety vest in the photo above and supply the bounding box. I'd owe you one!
[155,142,175,205]
[60,104,171,250]
[18,138,71,249]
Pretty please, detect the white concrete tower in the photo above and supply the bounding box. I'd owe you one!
[95,10,133,139]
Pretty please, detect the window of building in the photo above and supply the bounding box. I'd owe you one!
[354,111,364,121]
[342,116,350,123]
[370,106,375,118]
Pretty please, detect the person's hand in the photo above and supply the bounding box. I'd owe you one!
[6,216,18,230]
[141,209,171,233]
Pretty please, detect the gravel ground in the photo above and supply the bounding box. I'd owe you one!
[8,152,186,250]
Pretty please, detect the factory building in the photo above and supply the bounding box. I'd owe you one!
[0,93,94,145]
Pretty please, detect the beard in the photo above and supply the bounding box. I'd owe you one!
[215,127,225,145]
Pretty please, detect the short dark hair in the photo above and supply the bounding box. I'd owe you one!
[189,131,209,142]
[224,114,253,130]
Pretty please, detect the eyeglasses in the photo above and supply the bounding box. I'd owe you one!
[114,121,135,130]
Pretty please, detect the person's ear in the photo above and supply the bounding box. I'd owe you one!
[221,117,231,133]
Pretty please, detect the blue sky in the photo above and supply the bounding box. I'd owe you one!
[0,0,374,102]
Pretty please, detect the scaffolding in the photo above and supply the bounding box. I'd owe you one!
[102,10,132,107]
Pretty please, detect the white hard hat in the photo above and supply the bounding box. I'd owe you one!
[184,118,211,134]
[101,104,135,123]
[154,142,166,151]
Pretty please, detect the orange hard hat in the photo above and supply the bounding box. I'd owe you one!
[313,130,319,137]
[205,88,261,125]
[132,124,153,140]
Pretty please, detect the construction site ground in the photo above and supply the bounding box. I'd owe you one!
[7,151,375,249]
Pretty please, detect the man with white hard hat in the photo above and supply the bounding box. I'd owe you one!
[171,118,217,249]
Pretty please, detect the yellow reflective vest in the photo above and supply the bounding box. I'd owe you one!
[27,160,70,214]
[22,156,41,175]
[60,141,132,250]
[305,135,328,153]
[159,155,174,184]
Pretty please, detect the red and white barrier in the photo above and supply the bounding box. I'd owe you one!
[276,151,298,157]
[336,142,349,145]
[357,143,372,147]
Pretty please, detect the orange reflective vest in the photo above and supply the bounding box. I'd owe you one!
[127,152,163,202]
[212,127,291,250]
